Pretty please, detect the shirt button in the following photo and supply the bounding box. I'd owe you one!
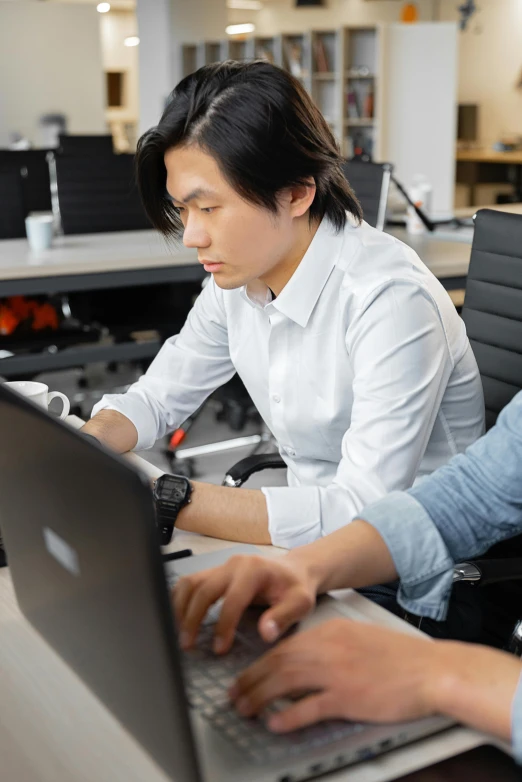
[272,394,281,403]
[285,447,296,457]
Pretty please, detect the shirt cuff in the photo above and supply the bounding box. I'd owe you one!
[91,393,159,451]
[359,491,455,621]
[512,672,522,764]
[261,486,322,549]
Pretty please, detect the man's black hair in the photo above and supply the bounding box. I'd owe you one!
[136,60,362,238]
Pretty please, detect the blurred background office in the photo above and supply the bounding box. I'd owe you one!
[1,0,521,479]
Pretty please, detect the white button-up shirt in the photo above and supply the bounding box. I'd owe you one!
[93,216,485,548]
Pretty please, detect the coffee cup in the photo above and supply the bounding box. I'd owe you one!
[25,212,54,252]
[4,381,70,420]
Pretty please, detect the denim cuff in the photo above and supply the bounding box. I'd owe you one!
[359,491,455,621]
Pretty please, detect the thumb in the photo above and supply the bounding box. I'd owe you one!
[259,587,315,643]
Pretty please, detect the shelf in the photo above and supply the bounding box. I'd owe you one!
[344,118,375,127]
[345,72,375,80]
[313,72,336,80]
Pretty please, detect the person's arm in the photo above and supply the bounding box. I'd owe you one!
[81,410,138,453]
[229,616,522,749]
[360,389,522,621]
[259,280,483,549]
[86,278,236,453]
[164,280,472,547]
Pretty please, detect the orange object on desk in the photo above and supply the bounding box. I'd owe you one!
[401,2,419,22]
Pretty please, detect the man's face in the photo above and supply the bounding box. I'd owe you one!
[164,144,298,290]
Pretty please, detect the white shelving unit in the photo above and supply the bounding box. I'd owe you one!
[179,23,459,215]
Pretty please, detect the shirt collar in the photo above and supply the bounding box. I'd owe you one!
[240,216,346,328]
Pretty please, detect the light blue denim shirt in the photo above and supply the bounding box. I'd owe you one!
[359,390,522,762]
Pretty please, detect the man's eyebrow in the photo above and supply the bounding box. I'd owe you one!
[168,187,218,205]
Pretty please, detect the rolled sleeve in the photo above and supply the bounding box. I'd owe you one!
[512,673,522,764]
[92,392,162,451]
[360,491,455,620]
[262,486,322,548]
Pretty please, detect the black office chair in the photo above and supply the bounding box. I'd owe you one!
[447,208,522,651]
[54,153,152,234]
[0,169,26,239]
[0,149,53,216]
[341,160,393,231]
[58,134,114,157]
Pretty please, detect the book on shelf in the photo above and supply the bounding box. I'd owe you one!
[313,36,330,73]
[346,88,360,119]
[284,40,303,78]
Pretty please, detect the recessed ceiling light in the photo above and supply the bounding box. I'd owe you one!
[226,23,256,35]
[96,2,111,13]
[227,0,263,9]
[124,36,140,47]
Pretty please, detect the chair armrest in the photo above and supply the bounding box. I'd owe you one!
[454,558,522,587]
[222,453,286,488]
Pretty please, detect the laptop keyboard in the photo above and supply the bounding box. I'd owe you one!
[171,577,364,764]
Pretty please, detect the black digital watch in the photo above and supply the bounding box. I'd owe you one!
[152,473,193,545]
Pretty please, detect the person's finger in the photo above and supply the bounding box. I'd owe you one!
[233,665,314,718]
[258,586,315,643]
[213,566,270,654]
[176,571,231,648]
[171,575,197,627]
[266,692,340,733]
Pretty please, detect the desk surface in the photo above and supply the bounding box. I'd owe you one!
[0,227,472,287]
[0,417,491,782]
[456,149,522,165]
[387,228,471,283]
[0,229,198,281]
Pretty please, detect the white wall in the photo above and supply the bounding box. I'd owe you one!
[0,2,106,147]
[136,0,227,133]
[136,0,173,134]
[439,0,522,145]
[229,0,440,32]
[100,10,139,124]
[169,0,228,82]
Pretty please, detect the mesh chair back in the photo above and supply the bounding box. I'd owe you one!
[461,209,522,430]
[0,169,26,239]
[55,154,152,234]
[0,149,52,215]
[58,134,114,156]
[341,160,392,231]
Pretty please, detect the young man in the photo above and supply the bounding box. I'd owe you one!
[82,60,484,547]
[173,390,522,760]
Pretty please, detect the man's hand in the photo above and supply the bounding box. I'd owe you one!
[172,555,319,654]
[229,618,438,732]
[229,618,522,746]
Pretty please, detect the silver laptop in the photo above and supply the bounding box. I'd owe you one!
[0,383,453,782]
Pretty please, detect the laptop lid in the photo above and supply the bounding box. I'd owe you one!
[0,384,200,782]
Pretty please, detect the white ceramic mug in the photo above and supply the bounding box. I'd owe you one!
[4,381,70,420]
[25,212,54,252]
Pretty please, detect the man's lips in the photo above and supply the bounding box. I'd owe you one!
[200,260,224,272]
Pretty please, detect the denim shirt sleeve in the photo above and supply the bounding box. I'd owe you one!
[359,390,522,620]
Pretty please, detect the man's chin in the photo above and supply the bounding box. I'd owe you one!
[212,274,245,291]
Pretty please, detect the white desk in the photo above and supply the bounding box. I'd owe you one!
[0,229,199,290]
[0,230,203,378]
[0,416,491,782]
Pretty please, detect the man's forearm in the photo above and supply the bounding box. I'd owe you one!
[175,481,272,545]
[81,410,139,454]
[286,518,399,593]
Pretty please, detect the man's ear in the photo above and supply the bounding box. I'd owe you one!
[288,178,317,218]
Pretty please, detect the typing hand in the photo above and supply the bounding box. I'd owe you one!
[229,618,438,732]
[172,555,318,654]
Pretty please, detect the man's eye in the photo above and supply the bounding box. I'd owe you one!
[201,207,215,214]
